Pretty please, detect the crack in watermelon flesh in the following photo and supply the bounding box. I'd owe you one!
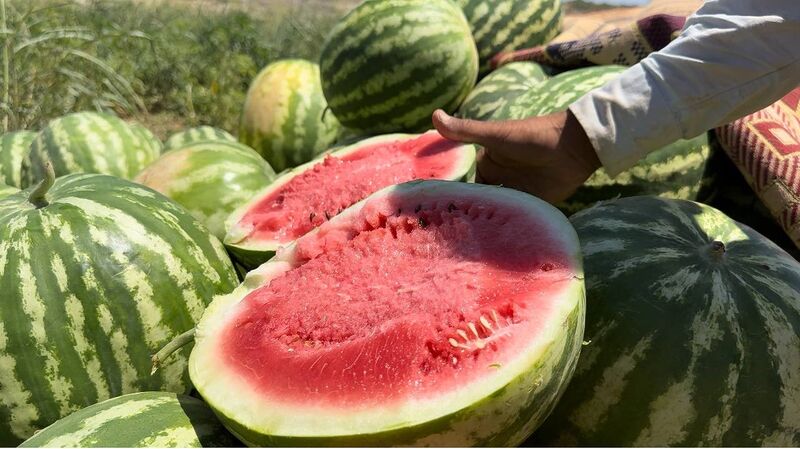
[235,132,468,245]
[222,191,576,409]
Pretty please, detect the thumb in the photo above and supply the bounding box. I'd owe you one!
[432,109,511,148]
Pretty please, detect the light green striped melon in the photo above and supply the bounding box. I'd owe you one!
[531,196,800,446]
[164,126,236,152]
[457,62,548,120]
[0,183,18,199]
[456,0,562,75]
[240,59,341,172]
[19,392,240,448]
[320,0,479,134]
[135,141,276,240]
[22,112,159,187]
[0,171,239,445]
[131,122,164,157]
[0,130,36,188]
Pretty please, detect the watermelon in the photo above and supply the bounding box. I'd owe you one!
[456,0,562,75]
[190,180,585,446]
[224,131,476,268]
[0,167,239,445]
[135,140,276,240]
[131,122,164,156]
[458,62,548,121]
[19,392,240,448]
[239,59,341,172]
[0,183,18,199]
[164,126,236,152]
[532,196,800,446]
[319,0,479,134]
[0,130,36,188]
[22,112,159,186]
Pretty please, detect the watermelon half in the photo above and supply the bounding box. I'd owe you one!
[224,131,476,268]
[191,180,585,446]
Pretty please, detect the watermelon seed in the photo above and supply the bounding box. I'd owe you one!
[541,263,555,271]
[397,208,402,216]
[457,329,469,341]
[448,203,457,212]
[480,316,493,331]
[309,212,316,222]
[415,204,422,213]
[468,322,481,339]
[324,211,331,220]
[419,217,428,228]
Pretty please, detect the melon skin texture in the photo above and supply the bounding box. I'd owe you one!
[239,59,341,172]
[164,126,237,152]
[532,196,800,446]
[0,183,18,199]
[22,112,160,187]
[135,140,276,240]
[192,180,586,446]
[0,130,36,187]
[457,62,548,121]
[456,0,562,75]
[319,0,479,134]
[0,173,239,445]
[224,131,477,269]
[130,122,164,157]
[19,392,240,448]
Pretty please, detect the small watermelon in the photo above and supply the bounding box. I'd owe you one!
[130,122,164,156]
[320,0,479,134]
[164,126,236,152]
[239,59,341,172]
[532,196,800,446]
[191,180,585,446]
[0,130,36,188]
[0,167,239,445]
[458,62,548,121]
[135,140,276,240]
[19,392,240,448]
[456,0,562,75]
[224,131,476,268]
[22,112,159,186]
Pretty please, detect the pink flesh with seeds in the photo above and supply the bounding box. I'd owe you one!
[221,189,577,409]
[236,132,466,244]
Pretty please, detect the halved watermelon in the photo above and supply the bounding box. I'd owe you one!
[191,180,585,446]
[224,131,476,268]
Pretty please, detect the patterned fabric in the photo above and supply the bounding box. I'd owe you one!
[715,87,800,250]
[490,14,686,70]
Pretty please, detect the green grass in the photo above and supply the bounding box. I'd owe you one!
[0,0,343,138]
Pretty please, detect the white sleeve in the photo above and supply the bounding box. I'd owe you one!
[569,0,800,177]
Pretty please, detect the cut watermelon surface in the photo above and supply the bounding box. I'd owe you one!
[192,181,585,446]
[224,131,476,268]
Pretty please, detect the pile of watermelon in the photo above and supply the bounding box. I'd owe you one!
[1,0,798,447]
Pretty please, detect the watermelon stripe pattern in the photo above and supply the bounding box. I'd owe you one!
[20,392,240,448]
[0,174,238,445]
[533,197,800,446]
[457,0,563,74]
[164,126,236,152]
[239,60,341,172]
[0,183,18,199]
[0,131,36,188]
[23,112,159,187]
[320,0,479,133]
[130,123,163,157]
[458,62,548,120]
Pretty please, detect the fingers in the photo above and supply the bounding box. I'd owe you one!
[432,110,512,148]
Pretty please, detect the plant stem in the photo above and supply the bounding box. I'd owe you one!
[28,160,55,208]
[151,328,197,375]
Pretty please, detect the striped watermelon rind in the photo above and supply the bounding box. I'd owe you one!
[0,172,239,445]
[193,181,586,446]
[458,62,548,121]
[0,130,36,188]
[456,0,563,75]
[135,140,276,240]
[532,196,800,446]
[19,392,240,448]
[130,122,164,157]
[163,126,236,152]
[320,0,479,134]
[0,183,19,199]
[239,59,341,172]
[22,112,159,187]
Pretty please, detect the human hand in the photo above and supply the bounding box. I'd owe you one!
[432,109,602,204]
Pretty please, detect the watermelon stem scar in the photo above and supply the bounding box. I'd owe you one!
[28,160,54,208]
[151,328,196,375]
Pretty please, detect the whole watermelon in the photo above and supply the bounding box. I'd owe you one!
[240,59,341,172]
[320,0,479,134]
[20,392,240,448]
[0,169,239,445]
[531,196,800,446]
[458,62,548,120]
[135,140,276,240]
[0,130,36,188]
[22,112,159,186]
[164,126,236,152]
[456,0,562,75]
